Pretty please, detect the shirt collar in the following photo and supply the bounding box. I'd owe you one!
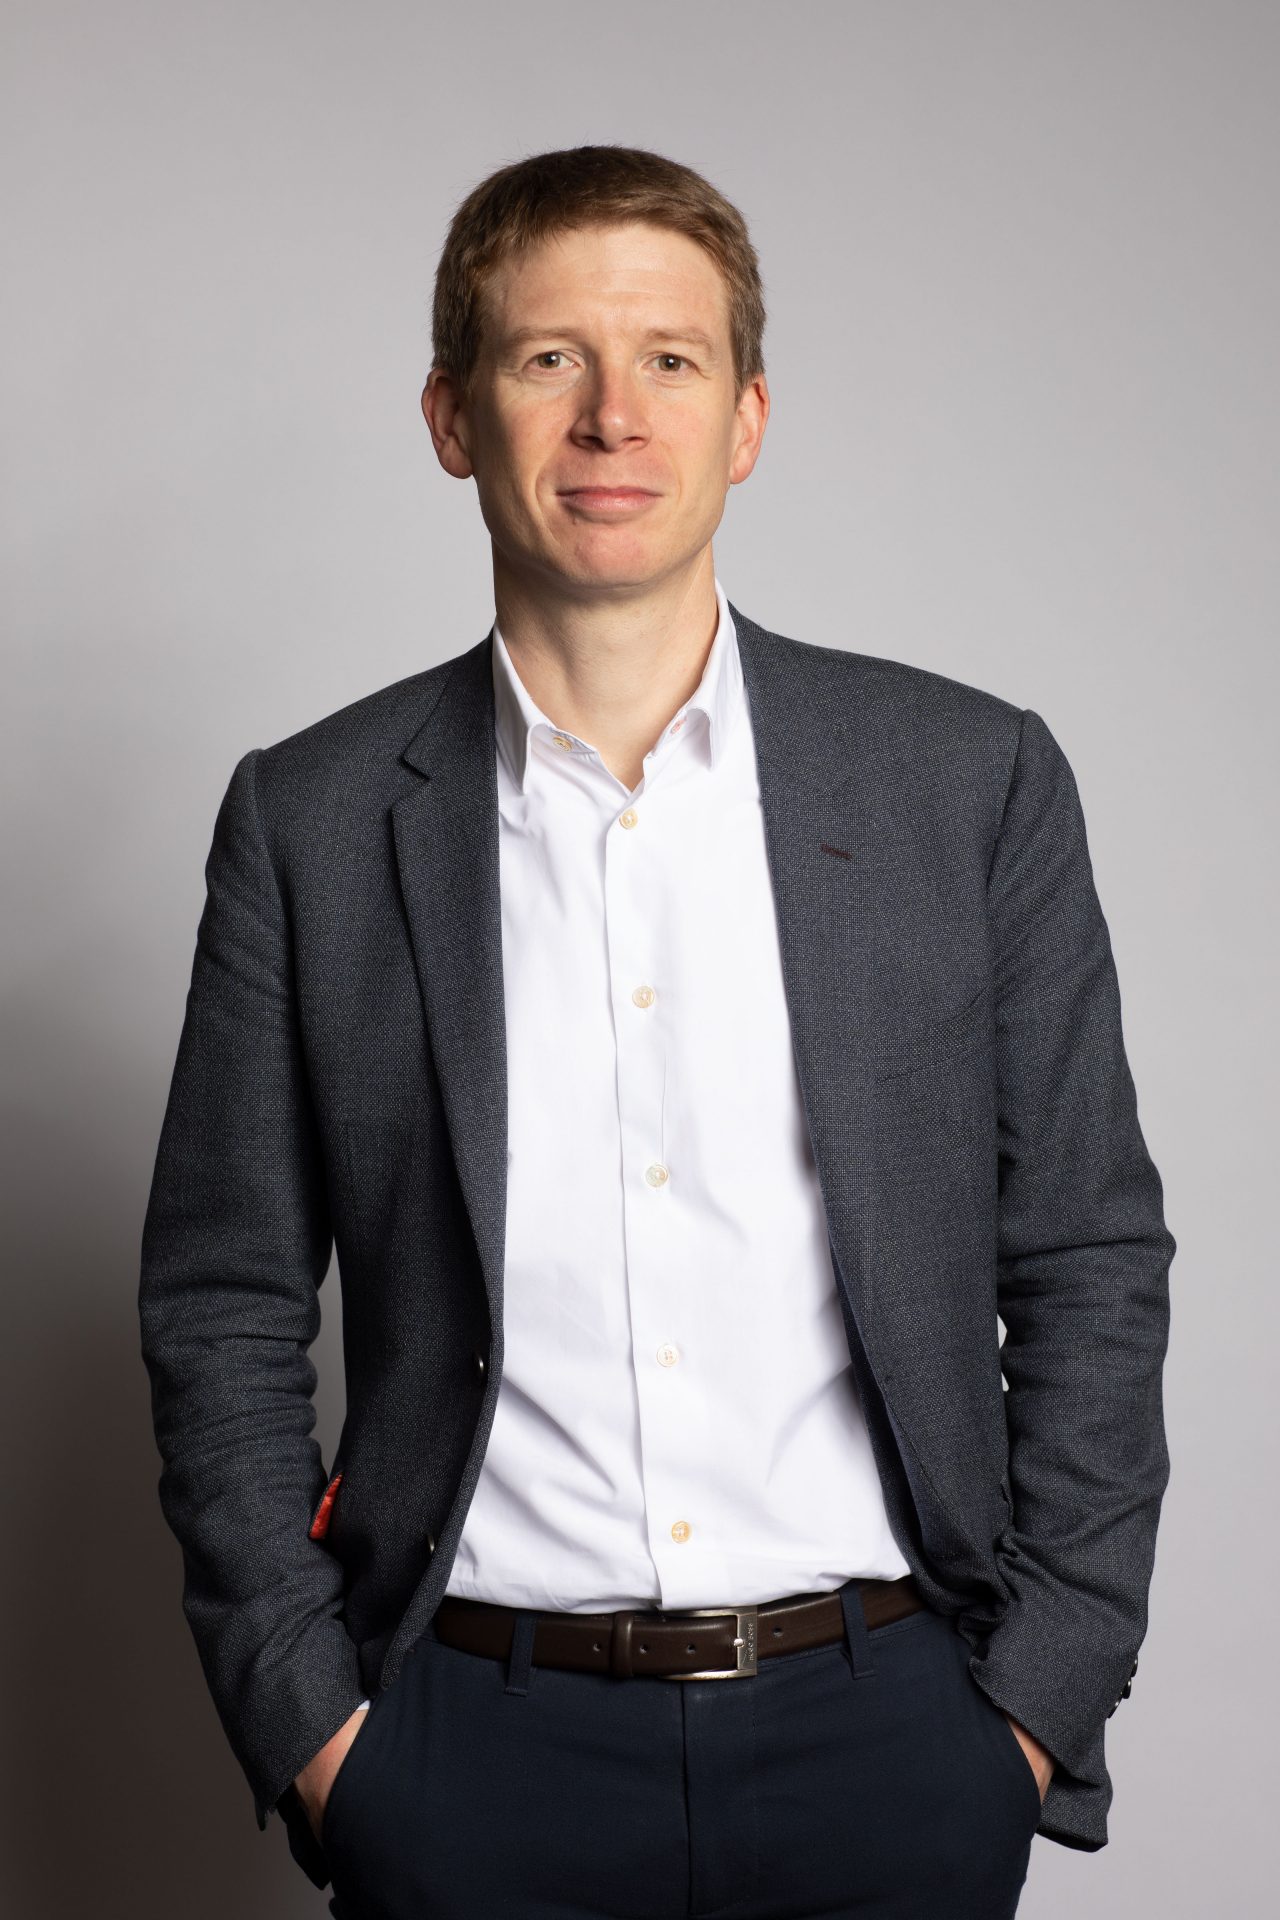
[491,576,741,795]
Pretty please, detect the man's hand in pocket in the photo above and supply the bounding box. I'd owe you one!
[294,1707,370,1846]
[1004,1712,1055,1804]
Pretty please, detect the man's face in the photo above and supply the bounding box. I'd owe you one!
[423,220,768,599]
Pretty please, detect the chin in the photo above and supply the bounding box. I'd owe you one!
[555,543,667,589]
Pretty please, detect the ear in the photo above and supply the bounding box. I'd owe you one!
[422,368,474,481]
[728,374,770,487]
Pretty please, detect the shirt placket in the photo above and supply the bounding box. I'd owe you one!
[600,747,716,1609]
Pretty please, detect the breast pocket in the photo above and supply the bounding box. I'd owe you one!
[866,982,994,1081]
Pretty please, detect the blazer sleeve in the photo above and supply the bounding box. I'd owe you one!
[137,747,366,1824]
[973,707,1176,1798]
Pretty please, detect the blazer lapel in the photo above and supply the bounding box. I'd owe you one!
[733,604,889,1334]
[391,634,511,1332]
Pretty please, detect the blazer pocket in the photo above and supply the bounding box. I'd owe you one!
[868,983,993,1081]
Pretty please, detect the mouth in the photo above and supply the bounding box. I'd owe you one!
[557,487,661,512]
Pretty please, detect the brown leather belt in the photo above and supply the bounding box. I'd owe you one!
[430,1574,924,1679]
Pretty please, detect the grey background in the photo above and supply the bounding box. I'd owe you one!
[3,1,1274,1913]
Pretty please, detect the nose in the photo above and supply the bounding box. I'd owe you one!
[571,363,649,451]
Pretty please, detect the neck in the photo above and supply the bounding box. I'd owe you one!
[492,551,721,790]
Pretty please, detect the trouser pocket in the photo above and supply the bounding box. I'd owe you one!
[953,1631,1044,1833]
[320,1680,399,1861]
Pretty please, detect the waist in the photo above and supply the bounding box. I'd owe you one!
[429,1574,926,1679]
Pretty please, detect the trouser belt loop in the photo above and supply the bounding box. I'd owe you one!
[840,1578,876,1680]
[609,1609,636,1678]
[504,1608,538,1695]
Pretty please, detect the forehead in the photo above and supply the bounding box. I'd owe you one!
[482,220,730,338]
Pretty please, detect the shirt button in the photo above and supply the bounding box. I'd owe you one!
[619,808,639,829]
[551,732,574,751]
[632,985,656,1008]
[670,1520,692,1543]
[670,717,686,733]
[656,1342,680,1367]
[645,1163,669,1188]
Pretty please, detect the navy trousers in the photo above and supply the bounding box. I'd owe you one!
[318,1581,1041,1918]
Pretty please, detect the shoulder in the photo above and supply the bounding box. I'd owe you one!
[755,619,1019,715]
[244,640,481,829]
[731,607,1027,787]
[733,605,1021,721]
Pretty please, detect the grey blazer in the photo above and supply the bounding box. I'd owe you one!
[138,605,1175,1879]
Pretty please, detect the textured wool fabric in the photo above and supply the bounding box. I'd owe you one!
[137,604,1175,1881]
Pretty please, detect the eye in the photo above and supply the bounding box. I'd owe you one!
[654,354,689,373]
[532,350,570,370]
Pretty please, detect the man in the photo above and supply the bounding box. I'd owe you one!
[139,145,1175,1918]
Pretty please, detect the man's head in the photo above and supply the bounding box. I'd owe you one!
[421,146,769,606]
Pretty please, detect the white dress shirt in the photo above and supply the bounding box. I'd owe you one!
[437,578,910,1616]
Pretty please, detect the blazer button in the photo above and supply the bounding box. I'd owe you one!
[472,1348,487,1381]
[1108,1654,1139,1716]
[426,1533,436,1555]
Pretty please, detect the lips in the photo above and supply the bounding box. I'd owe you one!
[559,487,659,500]
[557,488,662,516]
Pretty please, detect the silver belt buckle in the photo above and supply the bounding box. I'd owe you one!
[664,1604,759,1679]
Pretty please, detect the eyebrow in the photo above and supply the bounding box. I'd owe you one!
[498,325,720,355]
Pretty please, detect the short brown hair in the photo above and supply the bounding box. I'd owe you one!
[430,145,766,406]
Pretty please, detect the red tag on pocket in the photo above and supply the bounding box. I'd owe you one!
[308,1471,344,1540]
